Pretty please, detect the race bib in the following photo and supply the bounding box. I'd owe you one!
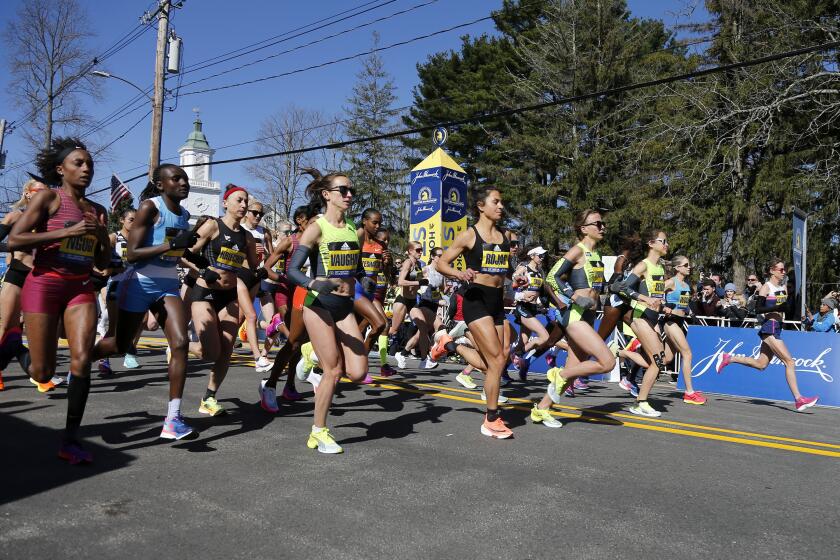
[480,243,509,274]
[162,227,188,262]
[59,234,96,263]
[326,241,359,277]
[650,275,666,298]
[216,246,246,269]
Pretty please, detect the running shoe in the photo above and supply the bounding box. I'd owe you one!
[480,415,513,439]
[258,379,279,413]
[199,396,226,416]
[530,404,563,428]
[564,385,575,398]
[30,377,56,393]
[546,368,570,405]
[619,377,639,397]
[360,373,375,384]
[300,342,318,371]
[545,351,557,369]
[794,395,819,412]
[97,359,113,377]
[0,371,4,391]
[281,387,303,401]
[265,314,284,339]
[683,391,707,405]
[715,352,731,374]
[395,351,407,369]
[523,348,537,361]
[517,356,532,381]
[422,358,438,370]
[430,333,453,362]
[238,322,248,342]
[307,427,343,454]
[306,371,323,393]
[51,374,67,387]
[255,356,273,373]
[58,441,93,465]
[379,364,397,377]
[629,401,662,418]
[160,415,195,440]
[480,390,508,404]
[456,371,477,389]
[573,378,588,391]
[123,354,140,369]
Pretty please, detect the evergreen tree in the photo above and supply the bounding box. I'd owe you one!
[342,33,408,239]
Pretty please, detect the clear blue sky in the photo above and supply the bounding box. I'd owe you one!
[0,0,708,208]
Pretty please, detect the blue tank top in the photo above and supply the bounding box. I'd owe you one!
[133,197,191,277]
[665,278,691,312]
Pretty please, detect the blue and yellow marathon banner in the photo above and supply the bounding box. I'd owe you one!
[409,147,468,268]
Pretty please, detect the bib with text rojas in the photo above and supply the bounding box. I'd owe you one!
[480,243,510,274]
[160,226,189,263]
[59,234,97,264]
[326,240,360,278]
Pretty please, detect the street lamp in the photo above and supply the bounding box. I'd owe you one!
[90,70,153,101]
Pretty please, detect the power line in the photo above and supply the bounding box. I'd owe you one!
[88,39,838,196]
[176,0,440,90]
[93,110,154,156]
[177,15,494,98]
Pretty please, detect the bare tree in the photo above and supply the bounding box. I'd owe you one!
[4,0,102,152]
[246,105,342,225]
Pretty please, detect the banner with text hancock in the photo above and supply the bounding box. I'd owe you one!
[680,326,839,407]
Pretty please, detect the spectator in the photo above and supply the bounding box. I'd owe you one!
[803,298,837,332]
[744,273,761,315]
[710,274,726,298]
[693,279,720,316]
[719,283,747,321]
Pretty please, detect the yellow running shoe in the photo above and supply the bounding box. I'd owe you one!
[530,404,563,428]
[238,322,248,343]
[307,427,343,454]
[199,396,226,416]
[301,342,317,371]
[29,377,56,393]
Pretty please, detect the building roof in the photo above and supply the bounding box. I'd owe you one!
[180,116,211,151]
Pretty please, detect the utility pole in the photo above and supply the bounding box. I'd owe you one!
[149,0,171,179]
[0,119,6,170]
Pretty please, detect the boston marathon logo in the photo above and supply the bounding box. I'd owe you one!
[412,185,439,216]
[693,337,834,383]
[327,241,359,277]
[443,185,466,219]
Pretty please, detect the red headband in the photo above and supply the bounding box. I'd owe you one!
[223,186,246,200]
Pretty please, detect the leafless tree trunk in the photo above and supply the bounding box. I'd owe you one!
[3,0,101,152]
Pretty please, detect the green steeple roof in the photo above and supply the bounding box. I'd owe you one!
[183,117,210,150]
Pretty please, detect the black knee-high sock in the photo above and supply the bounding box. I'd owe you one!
[65,374,91,442]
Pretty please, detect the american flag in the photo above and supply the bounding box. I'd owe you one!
[110,174,132,210]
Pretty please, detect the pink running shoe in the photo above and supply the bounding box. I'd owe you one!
[281,387,303,401]
[715,353,731,374]
[573,378,588,391]
[265,314,284,339]
[545,352,556,368]
[794,395,819,412]
[360,373,374,385]
[379,364,397,377]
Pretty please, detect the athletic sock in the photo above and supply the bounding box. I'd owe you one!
[166,398,182,421]
[378,335,388,365]
[65,374,91,442]
[204,388,216,401]
[486,408,500,422]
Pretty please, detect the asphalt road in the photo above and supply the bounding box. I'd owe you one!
[1,339,838,559]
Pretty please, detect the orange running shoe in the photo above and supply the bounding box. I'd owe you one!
[430,333,453,362]
[480,414,513,439]
[0,371,4,391]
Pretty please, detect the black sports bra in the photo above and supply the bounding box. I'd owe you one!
[464,226,510,275]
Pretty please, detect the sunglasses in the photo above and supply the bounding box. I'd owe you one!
[278,229,292,235]
[748,277,758,282]
[583,220,606,230]
[772,266,785,272]
[330,185,356,197]
[654,238,669,244]
[249,210,264,218]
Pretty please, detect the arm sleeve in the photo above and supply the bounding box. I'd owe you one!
[287,244,313,289]
[754,296,787,314]
[614,273,642,301]
[546,258,575,298]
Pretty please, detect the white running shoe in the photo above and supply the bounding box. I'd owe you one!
[255,356,273,373]
[395,352,407,369]
[306,371,322,393]
[629,401,662,418]
[481,390,508,404]
[50,374,67,387]
[422,358,438,369]
[295,359,309,381]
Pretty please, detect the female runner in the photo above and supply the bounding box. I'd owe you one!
[509,246,550,378]
[613,228,670,417]
[93,164,198,439]
[187,185,259,416]
[285,168,366,454]
[434,185,515,439]
[354,208,389,381]
[536,210,615,425]
[9,137,111,463]
[662,256,706,405]
[389,242,425,369]
[716,258,818,411]
[0,178,48,389]
[237,199,273,373]
[373,228,397,375]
